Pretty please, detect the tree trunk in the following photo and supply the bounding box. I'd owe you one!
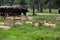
[32,0,35,15]
[49,0,52,13]
[38,0,43,13]
[37,0,39,12]
[29,0,32,8]
[0,1,1,6]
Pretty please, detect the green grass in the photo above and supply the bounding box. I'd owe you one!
[0,15,60,40]
[0,24,60,40]
[28,9,58,14]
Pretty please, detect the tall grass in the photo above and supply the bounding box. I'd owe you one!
[0,15,60,40]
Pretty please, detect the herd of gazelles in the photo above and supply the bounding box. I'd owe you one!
[0,16,56,30]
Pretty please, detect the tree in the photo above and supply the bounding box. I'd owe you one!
[8,0,14,6]
[0,0,2,6]
[54,0,60,8]
[29,0,32,8]
[32,0,35,15]
[0,0,4,5]
[49,0,52,13]
[38,0,43,13]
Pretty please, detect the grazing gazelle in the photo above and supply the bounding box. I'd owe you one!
[43,20,56,27]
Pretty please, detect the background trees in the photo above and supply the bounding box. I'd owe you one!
[0,0,60,13]
[0,0,60,8]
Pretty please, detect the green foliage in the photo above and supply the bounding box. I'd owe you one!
[0,17,4,22]
[0,0,60,9]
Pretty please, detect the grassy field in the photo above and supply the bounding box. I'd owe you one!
[0,24,60,40]
[0,13,60,40]
[28,9,58,14]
